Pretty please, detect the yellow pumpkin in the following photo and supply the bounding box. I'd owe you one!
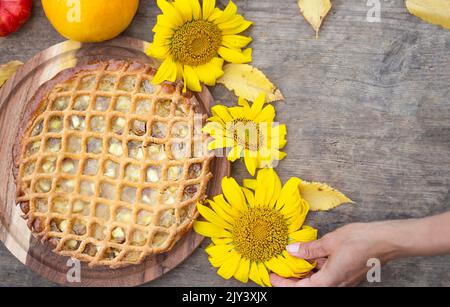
[42,0,139,42]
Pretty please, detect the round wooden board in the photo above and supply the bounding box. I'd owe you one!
[0,37,230,287]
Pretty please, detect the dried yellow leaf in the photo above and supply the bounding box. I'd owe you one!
[217,64,284,103]
[406,0,450,29]
[297,0,332,38]
[299,181,353,211]
[0,60,23,87]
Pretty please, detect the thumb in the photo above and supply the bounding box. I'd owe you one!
[286,239,329,260]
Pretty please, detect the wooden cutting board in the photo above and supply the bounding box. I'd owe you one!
[0,37,230,286]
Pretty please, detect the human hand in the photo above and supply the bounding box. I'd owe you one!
[270,222,400,287]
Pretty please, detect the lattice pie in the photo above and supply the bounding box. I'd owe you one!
[14,60,213,268]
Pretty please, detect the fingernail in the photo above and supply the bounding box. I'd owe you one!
[286,243,299,253]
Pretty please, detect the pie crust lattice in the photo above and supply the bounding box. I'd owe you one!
[15,60,213,268]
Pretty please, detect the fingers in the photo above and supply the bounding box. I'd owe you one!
[270,270,336,287]
[269,274,299,287]
[295,274,331,287]
[315,257,327,269]
[286,239,329,260]
[271,258,338,287]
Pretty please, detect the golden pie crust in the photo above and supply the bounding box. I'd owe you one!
[14,59,213,268]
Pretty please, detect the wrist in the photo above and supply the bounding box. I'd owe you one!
[370,220,417,262]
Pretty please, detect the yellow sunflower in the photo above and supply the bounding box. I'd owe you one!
[147,0,253,92]
[203,93,287,176]
[193,168,318,286]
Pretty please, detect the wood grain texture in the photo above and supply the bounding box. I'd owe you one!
[1,0,450,286]
[0,37,230,286]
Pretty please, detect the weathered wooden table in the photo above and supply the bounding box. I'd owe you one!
[1,0,449,287]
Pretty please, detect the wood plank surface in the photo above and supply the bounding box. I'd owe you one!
[1,0,450,286]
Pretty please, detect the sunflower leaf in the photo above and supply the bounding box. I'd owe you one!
[299,181,353,211]
[406,0,450,30]
[0,60,23,87]
[217,64,284,103]
[297,0,332,38]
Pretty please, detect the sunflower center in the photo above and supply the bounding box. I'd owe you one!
[232,207,288,262]
[171,20,222,66]
[230,119,265,151]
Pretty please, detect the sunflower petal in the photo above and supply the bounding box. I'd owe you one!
[207,116,226,125]
[217,15,248,31]
[203,121,225,136]
[194,57,224,86]
[254,105,276,123]
[157,0,184,27]
[193,221,232,238]
[287,210,307,233]
[211,236,233,245]
[205,244,234,258]
[154,14,180,29]
[207,200,236,225]
[286,199,309,227]
[258,262,271,287]
[146,43,170,60]
[249,93,266,120]
[222,177,247,211]
[273,149,287,161]
[249,261,264,286]
[271,124,287,149]
[222,35,253,49]
[254,168,269,206]
[227,106,245,119]
[209,136,236,150]
[197,203,233,230]
[280,197,302,218]
[211,105,233,122]
[208,8,223,22]
[209,250,235,268]
[221,20,253,35]
[238,96,251,110]
[218,47,252,64]
[265,256,295,278]
[234,257,250,283]
[202,0,216,20]
[152,57,178,84]
[276,177,302,211]
[289,226,318,243]
[243,179,256,190]
[269,171,282,207]
[243,154,258,176]
[218,252,241,279]
[150,23,174,38]
[209,256,225,268]
[151,33,172,46]
[188,0,201,19]
[255,168,281,207]
[214,0,238,24]
[242,187,256,208]
[183,65,202,92]
[173,0,193,22]
[281,250,315,273]
[213,194,240,218]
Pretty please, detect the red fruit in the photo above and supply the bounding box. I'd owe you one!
[0,0,32,37]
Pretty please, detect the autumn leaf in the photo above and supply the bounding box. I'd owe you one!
[0,60,23,87]
[297,0,332,38]
[299,181,353,211]
[217,64,284,103]
[406,0,450,30]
